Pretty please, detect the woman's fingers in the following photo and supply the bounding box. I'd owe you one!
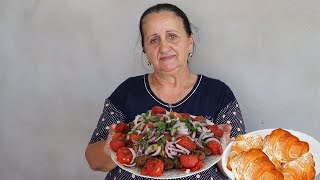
[108,124,116,136]
[218,124,232,145]
[104,123,117,155]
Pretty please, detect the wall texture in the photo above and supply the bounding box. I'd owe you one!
[0,0,319,179]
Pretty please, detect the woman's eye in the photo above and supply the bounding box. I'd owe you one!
[150,38,159,44]
[168,34,177,39]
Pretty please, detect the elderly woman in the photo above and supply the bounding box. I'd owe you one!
[85,3,246,180]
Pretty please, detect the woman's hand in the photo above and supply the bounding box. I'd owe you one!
[217,124,232,176]
[104,124,116,156]
[217,124,232,145]
[85,124,117,172]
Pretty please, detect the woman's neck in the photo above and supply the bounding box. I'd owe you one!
[150,69,196,104]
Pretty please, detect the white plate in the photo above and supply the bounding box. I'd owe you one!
[221,129,320,180]
[111,135,227,179]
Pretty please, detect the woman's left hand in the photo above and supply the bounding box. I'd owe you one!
[216,124,232,176]
[217,124,232,145]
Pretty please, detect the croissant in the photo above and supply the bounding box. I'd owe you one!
[262,128,309,168]
[280,152,315,180]
[230,148,284,180]
[227,134,263,170]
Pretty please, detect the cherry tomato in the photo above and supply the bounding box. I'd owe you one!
[177,135,197,152]
[170,112,183,120]
[141,158,165,177]
[214,128,224,139]
[193,116,206,121]
[116,147,133,165]
[207,125,224,139]
[207,124,219,132]
[206,140,223,155]
[151,106,166,114]
[112,132,126,140]
[144,122,153,128]
[110,139,126,152]
[179,154,199,168]
[115,122,129,133]
[129,133,141,142]
[191,160,204,172]
[179,113,191,120]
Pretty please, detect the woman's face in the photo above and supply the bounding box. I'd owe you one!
[142,11,194,73]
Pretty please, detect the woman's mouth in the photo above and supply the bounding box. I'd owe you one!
[159,55,175,61]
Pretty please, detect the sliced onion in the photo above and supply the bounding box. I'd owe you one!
[132,121,144,131]
[144,146,152,155]
[194,139,203,148]
[175,144,190,155]
[147,136,157,143]
[161,131,169,135]
[155,134,164,142]
[133,115,142,125]
[141,126,149,135]
[123,162,136,167]
[170,150,178,156]
[191,131,196,139]
[199,130,210,142]
[202,126,209,132]
[185,169,190,174]
[163,114,171,121]
[151,146,162,156]
[128,148,136,164]
[132,140,140,145]
[178,129,189,136]
[165,141,174,159]
[139,145,144,154]
[202,132,214,139]
[205,137,220,144]
[168,147,185,154]
[149,129,156,138]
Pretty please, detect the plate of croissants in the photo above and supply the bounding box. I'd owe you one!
[221,128,320,180]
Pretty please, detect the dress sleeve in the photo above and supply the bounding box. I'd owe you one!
[88,78,129,144]
[215,83,246,138]
[88,99,125,144]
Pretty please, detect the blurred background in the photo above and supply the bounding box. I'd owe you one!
[0,0,319,179]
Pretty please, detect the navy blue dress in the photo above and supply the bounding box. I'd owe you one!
[89,74,246,180]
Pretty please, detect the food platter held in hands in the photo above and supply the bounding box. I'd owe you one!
[110,106,227,179]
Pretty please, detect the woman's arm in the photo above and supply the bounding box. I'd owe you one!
[85,124,117,172]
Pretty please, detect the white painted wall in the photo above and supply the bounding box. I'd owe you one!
[1,0,319,179]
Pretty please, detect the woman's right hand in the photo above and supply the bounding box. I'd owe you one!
[85,124,117,172]
[104,124,116,156]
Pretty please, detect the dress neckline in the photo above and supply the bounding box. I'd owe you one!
[144,74,202,111]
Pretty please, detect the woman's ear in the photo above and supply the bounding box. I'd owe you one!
[188,33,194,53]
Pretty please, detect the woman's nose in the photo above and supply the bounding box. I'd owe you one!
[159,39,170,53]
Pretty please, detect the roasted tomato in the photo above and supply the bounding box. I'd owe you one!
[206,140,223,155]
[193,116,206,121]
[151,106,166,114]
[115,122,129,133]
[214,129,224,139]
[179,113,191,120]
[110,139,126,152]
[177,135,197,152]
[207,125,224,139]
[179,154,199,168]
[116,147,133,165]
[207,124,219,132]
[190,160,204,172]
[129,133,142,142]
[144,122,153,128]
[112,132,126,140]
[141,158,165,177]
